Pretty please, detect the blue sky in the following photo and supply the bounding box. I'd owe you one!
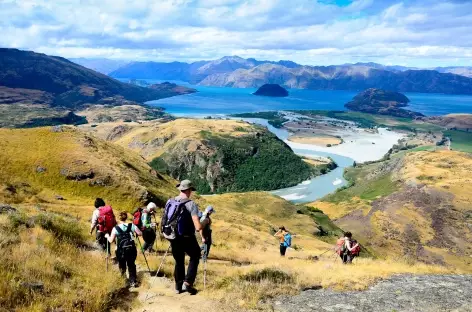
[1,0,472,67]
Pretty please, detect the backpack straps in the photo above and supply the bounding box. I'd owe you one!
[126,223,132,233]
[115,225,124,235]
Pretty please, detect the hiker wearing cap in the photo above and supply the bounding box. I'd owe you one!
[274,226,292,256]
[141,202,157,253]
[200,205,215,258]
[161,179,202,295]
[105,211,142,287]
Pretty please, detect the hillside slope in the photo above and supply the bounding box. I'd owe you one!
[0,126,462,311]
[0,126,177,209]
[0,48,194,108]
[311,149,472,270]
[82,119,330,194]
[0,49,195,128]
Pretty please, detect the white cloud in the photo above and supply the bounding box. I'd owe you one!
[0,0,471,66]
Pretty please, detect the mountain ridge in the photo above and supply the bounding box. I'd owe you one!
[107,55,472,95]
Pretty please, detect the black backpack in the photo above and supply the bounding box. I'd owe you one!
[115,223,135,258]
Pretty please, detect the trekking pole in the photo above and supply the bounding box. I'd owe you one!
[203,243,208,290]
[106,240,109,272]
[318,248,332,258]
[156,244,171,277]
[136,235,151,274]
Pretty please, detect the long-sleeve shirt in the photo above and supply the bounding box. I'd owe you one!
[90,208,100,231]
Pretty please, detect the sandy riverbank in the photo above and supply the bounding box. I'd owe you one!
[288,135,342,146]
[286,128,404,163]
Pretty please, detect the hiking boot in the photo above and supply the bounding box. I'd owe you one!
[129,281,139,288]
[182,282,198,295]
[175,283,183,294]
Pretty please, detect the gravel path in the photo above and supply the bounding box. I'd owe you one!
[273,275,472,312]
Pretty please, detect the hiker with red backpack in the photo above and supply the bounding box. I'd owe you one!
[105,211,142,287]
[133,202,157,253]
[335,232,360,264]
[90,198,117,253]
[161,179,202,295]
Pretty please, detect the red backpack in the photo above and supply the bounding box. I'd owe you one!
[132,208,143,229]
[350,239,361,256]
[97,206,116,234]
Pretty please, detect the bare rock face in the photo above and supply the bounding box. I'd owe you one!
[0,204,17,214]
[60,168,95,181]
[273,275,472,312]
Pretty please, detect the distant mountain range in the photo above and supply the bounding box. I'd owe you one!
[104,56,472,95]
[0,48,195,127]
[0,48,194,110]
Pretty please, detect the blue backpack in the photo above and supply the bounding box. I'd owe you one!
[284,233,292,247]
[160,198,193,240]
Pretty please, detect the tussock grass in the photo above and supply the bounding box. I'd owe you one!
[0,209,124,311]
[0,127,177,210]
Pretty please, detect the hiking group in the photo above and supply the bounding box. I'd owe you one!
[90,179,359,294]
[273,227,360,263]
[89,179,215,294]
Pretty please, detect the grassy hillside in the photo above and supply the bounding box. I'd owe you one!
[444,129,472,153]
[84,119,329,194]
[0,126,176,209]
[310,149,472,270]
[0,206,123,311]
[0,127,461,311]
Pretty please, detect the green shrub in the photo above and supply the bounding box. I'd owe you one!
[241,268,294,283]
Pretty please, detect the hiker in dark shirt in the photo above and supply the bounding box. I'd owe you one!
[162,179,202,295]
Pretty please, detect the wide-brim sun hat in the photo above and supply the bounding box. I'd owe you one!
[176,179,196,191]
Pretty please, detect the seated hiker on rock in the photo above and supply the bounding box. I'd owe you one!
[90,198,116,254]
[336,231,360,264]
[105,211,142,287]
[274,226,292,257]
[200,205,215,258]
[140,202,158,253]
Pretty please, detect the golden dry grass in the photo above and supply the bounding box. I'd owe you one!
[0,126,177,210]
[0,207,124,311]
[400,150,472,210]
[89,119,259,160]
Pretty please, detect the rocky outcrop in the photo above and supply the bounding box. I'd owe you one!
[345,88,424,118]
[253,84,289,97]
[274,275,472,312]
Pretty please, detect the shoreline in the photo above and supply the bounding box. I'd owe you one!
[285,127,404,163]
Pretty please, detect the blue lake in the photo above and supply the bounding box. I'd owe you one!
[145,83,472,203]
[148,84,472,117]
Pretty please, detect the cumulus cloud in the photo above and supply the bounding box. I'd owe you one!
[0,0,471,66]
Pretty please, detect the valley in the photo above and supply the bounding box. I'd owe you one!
[1,49,472,312]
